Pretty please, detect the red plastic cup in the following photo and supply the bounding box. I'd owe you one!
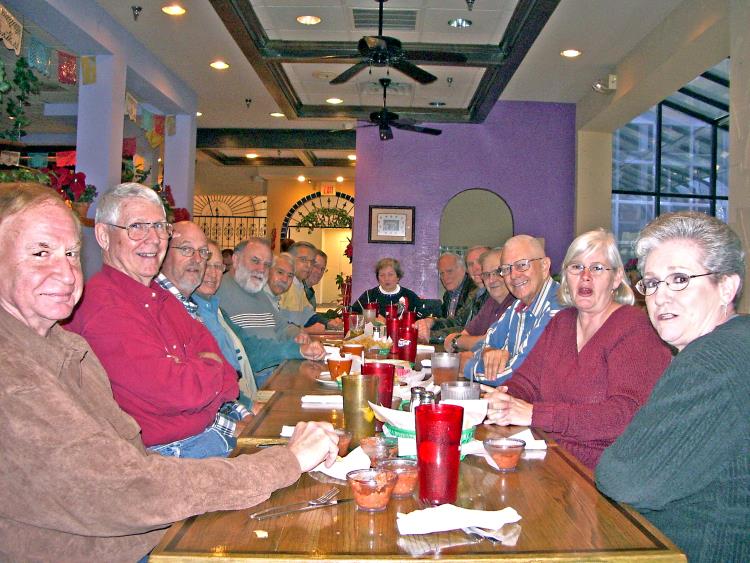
[400,310,417,329]
[415,404,464,505]
[397,326,417,363]
[362,362,395,430]
[386,316,400,341]
[384,304,399,319]
[342,308,351,336]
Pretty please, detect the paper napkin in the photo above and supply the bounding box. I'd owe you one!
[310,446,371,480]
[301,395,343,408]
[509,428,547,450]
[397,504,521,535]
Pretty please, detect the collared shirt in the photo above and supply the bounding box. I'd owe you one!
[465,277,562,386]
[154,273,198,318]
[446,278,466,318]
[151,274,249,438]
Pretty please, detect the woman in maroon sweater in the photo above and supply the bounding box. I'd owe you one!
[485,230,672,469]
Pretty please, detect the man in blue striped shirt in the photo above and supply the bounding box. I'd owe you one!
[464,235,562,386]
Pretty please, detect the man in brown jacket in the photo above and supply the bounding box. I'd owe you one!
[0,183,338,562]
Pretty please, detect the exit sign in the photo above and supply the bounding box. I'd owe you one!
[320,183,335,195]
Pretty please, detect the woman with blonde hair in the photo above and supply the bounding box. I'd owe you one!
[485,229,671,469]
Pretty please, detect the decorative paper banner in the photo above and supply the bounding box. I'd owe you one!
[165,115,176,136]
[122,137,136,158]
[81,56,96,85]
[125,92,138,122]
[57,50,77,84]
[153,114,165,136]
[140,107,153,131]
[56,150,76,167]
[0,4,22,55]
[145,128,163,148]
[0,150,20,166]
[27,152,49,168]
[27,37,51,76]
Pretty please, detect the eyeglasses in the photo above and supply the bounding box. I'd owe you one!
[566,262,613,276]
[499,257,543,277]
[635,272,716,296]
[206,263,227,272]
[480,268,503,282]
[106,221,173,241]
[312,265,328,273]
[172,246,211,260]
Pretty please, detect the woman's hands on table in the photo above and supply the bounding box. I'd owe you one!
[287,421,339,471]
[485,386,533,426]
[300,341,326,360]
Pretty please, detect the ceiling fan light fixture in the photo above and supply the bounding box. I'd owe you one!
[326,97,344,105]
[296,15,321,25]
[560,49,581,58]
[448,18,472,28]
[210,60,229,70]
[161,4,186,16]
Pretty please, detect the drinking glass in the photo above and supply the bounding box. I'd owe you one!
[431,352,460,385]
[415,404,464,505]
[361,362,395,430]
[342,374,378,444]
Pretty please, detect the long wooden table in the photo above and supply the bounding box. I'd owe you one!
[151,360,685,561]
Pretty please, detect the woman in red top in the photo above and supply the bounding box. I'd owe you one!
[485,229,672,469]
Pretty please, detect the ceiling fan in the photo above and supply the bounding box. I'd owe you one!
[365,78,442,140]
[329,0,467,85]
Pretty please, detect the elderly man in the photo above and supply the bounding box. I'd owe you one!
[464,235,562,386]
[438,252,476,319]
[265,253,300,322]
[218,237,325,385]
[67,188,247,459]
[194,239,258,410]
[279,241,317,319]
[444,247,515,354]
[303,250,344,331]
[415,246,489,343]
[0,183,338,562]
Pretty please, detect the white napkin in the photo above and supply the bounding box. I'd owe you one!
[392,382,439,402]
[416,344,435,353]
[310,446,371,480]
[510,428,547,450]
[370,400,487,432]
[461,440,500,469]
[301,395,343,408]
[397,504,521,535]
[280,425,295,438]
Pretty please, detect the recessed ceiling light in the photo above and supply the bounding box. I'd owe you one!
[297,175,306,182]
[157,158,162,163]
[245,153,258,159]
[161,4,186,16]
[336,176,344,183]
[270,112,285,118]
[210,60,229,70]
[195,111,203,117]
[347,154,357,161]
[326,97,344,105]
[448,18,472,28]
[429,101,446,107]
[560,49,582,58]
[296,15,321,25]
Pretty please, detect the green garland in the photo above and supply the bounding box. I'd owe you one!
[296,207,353,230]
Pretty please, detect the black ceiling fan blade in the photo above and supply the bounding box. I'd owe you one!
[404,50,468,63]
[390,121,442,136]
[390,60,437,84]
[330,62,370,85]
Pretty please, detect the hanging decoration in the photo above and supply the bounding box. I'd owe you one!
[27,152,48,168]
[57,50,77,84]
[26,37,51,76]
[140,106,153,131]
[55,150,76,167]
[0,150,20,166]
[0,4,22,55]
[125,92,138,121]
[80,56,96,85]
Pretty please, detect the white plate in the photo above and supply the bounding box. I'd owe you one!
[316,372,340,388]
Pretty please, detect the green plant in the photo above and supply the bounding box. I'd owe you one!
[0,166,49,184]
[121,159,151,183]
[296,207,353,231]
[1,57,41,140]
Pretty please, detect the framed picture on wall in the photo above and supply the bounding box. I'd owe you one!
[368,206,415,244]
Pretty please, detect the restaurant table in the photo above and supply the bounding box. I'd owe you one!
[150,360,685,562]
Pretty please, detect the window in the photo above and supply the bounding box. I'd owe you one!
[611,59,729,262]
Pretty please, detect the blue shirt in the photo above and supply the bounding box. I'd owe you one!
[464,277,562,386]
[193,293,241,371]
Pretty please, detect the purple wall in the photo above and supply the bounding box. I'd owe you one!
[352,101,576,298]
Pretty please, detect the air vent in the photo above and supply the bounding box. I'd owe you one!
[353,8,417,31]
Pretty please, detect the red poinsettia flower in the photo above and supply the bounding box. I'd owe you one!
[172,207,192,222]
[344,237,353,264]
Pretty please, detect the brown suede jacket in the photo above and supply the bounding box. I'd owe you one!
[0,309,301,562]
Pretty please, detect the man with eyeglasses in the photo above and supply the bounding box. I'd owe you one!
[278,241,317,323]
[68,184,246,459]
[218,238,325,386]
[302,250,345,332]
[464,235,562,386]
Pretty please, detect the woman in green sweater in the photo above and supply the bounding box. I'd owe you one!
[596,212,748,562]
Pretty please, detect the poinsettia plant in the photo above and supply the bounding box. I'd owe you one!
[43,166,98,203]
[344,237,353,263]
[152,182,191,222]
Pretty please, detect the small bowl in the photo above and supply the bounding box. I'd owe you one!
[346,468,398,512]
[483,438,525,472]
[359,436,399,467]
[376,459,418,498]
[334,428,353,457]
[440,381,481,401]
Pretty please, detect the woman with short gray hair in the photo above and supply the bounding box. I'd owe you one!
[596,211,748,562]
[351,257,421,318]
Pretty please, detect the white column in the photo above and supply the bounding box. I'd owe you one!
[163,113,197,212]
[729,0,750,313]
[575,130,613,234]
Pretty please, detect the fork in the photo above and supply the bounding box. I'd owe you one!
[249,487,339,520]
